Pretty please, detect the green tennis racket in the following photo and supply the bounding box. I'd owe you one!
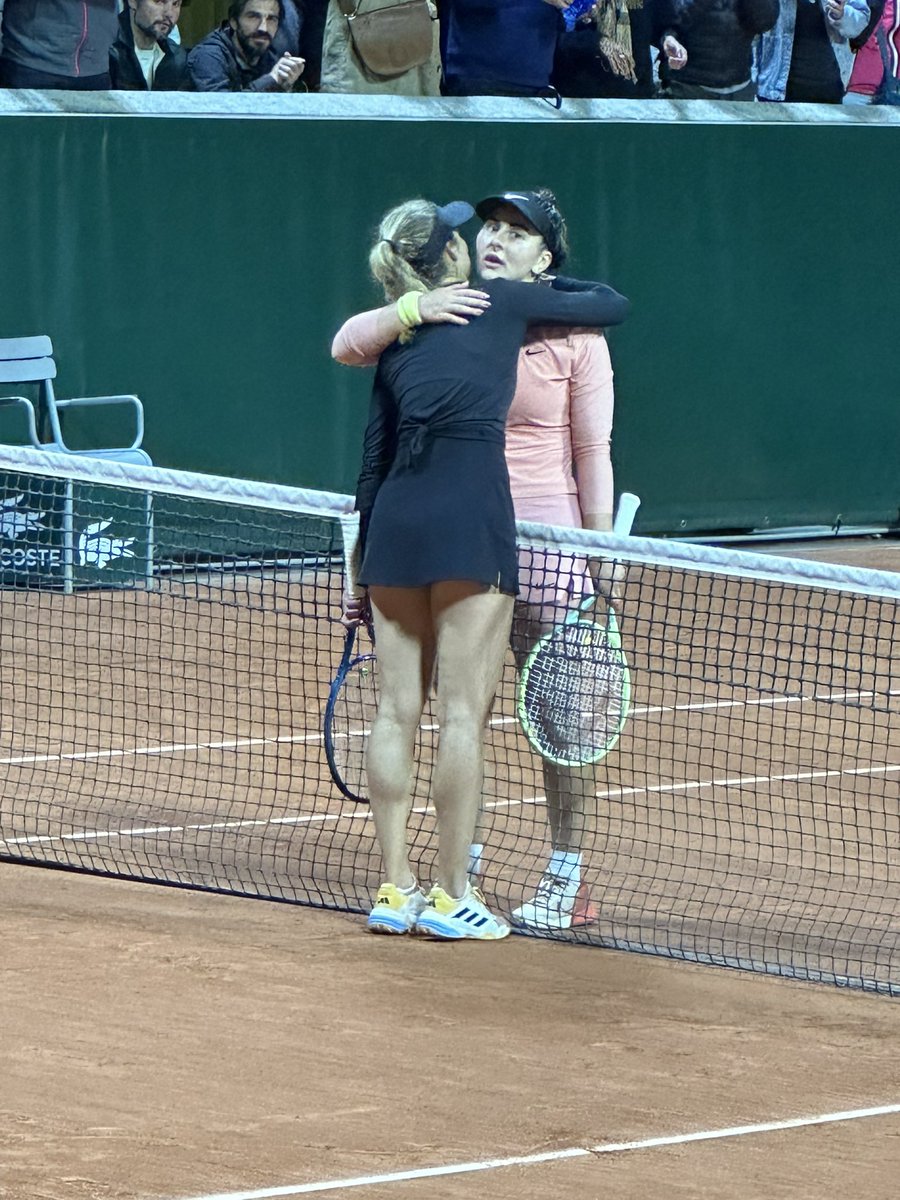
[516,600,631,767]
[516,493,638,768]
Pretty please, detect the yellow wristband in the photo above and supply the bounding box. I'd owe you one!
[396,291,423,329]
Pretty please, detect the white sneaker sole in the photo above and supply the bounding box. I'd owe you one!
[510,908,575,932]
[416,911,510,940]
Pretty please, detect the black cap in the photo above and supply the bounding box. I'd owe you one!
[475,191,567,267]
[435,200,475,229]
[408,200,474,271]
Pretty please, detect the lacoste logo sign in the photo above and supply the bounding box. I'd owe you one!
[77,520,136,568]
[0,494,45,540]
[1,495,139,571]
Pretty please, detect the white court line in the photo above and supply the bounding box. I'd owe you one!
[3,759,899,850]
[2,682,897,850]
[4,758,899,850]
[2,684,897,769]
[172,1103,900,1200]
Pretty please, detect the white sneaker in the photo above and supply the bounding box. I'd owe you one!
[511,875,598,932]
[366,882,427,935]
[416,884,510,940]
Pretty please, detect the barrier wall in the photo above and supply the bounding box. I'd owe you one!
[0,92,897,535]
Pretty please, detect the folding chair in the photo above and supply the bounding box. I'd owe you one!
[0,334,152,465]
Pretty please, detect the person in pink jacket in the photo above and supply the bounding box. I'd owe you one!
[332,188,620,933]
[844,0,900,102]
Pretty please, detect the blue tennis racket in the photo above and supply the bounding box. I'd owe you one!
[323,512,378,803]
[323,618,377,803]
[516,493,639,768]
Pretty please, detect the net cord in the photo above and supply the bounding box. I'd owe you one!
[1,444,897,602]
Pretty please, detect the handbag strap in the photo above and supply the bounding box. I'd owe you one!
[337,0,422,16]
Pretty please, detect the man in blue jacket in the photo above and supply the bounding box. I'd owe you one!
[188,0,306,91]
[440,0,571,96]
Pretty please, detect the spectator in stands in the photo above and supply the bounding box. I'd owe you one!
[840,0,897,100]
[440,0,568,97]
[188,0,306,91]
[319,0,441,94]
[656,0,779,100]
[110,0,191,89]
[758,0,870,103]
[0,0,118,89]
[553,0,688,98]
[844,0,900,101]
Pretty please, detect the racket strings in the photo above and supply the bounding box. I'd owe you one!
[520,620,629,763]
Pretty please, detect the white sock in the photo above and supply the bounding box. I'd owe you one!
[467,843,484,877]
[548,850,581,889]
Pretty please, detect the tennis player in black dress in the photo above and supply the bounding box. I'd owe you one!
[343,197,629,940]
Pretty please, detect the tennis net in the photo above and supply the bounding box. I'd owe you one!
[1,445,898,995]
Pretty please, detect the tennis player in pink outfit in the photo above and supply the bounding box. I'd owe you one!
[332,189,619,932]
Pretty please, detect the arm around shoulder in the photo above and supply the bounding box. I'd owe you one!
[332,306,404,366]
[515,278,630,330]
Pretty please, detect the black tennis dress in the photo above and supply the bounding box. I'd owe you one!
[355,276,628,596]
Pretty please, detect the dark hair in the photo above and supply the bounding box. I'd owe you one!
[530,188,569,269]
[229,0,285,21]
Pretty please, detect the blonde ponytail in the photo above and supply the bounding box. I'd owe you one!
[369,200,449,303]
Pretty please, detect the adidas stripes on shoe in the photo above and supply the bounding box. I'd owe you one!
[416,883,510,941]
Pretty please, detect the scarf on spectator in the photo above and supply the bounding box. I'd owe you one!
[594,0,642,82]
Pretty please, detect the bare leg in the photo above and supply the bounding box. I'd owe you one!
[367,585,435,889]
[544,760,596,856]
[513,599,597,864]
[430,582,514,898]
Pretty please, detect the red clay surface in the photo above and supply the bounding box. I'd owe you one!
[2,537,899,1199]
[2,863,899,1200]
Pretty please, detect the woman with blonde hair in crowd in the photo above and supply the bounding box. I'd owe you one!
[335,197,628,940]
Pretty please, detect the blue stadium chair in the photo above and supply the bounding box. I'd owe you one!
[0,334,152,465]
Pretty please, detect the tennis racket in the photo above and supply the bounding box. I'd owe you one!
[323,513,377,803]
[323,619,377,803]
[516,493,639,768]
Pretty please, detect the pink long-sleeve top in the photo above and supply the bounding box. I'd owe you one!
[332,310,615,525]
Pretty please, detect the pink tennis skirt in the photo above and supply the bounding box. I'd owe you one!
[513,493,592,614]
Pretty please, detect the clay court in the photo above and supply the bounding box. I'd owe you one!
[2,523,899,1200]
[4,864,900,1200]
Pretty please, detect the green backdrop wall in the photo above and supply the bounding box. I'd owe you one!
[0,106,897,535]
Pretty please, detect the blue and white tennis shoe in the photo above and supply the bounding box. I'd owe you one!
[366,882,427,934]
[416,883,510,940]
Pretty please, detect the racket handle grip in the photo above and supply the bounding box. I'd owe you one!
[613,492,641,536]
[339,511,365,596]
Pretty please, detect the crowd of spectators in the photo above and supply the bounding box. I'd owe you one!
[0,0,896,106]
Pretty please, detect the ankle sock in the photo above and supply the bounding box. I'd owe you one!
[548,850,582,889]
[467,842,484,877]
